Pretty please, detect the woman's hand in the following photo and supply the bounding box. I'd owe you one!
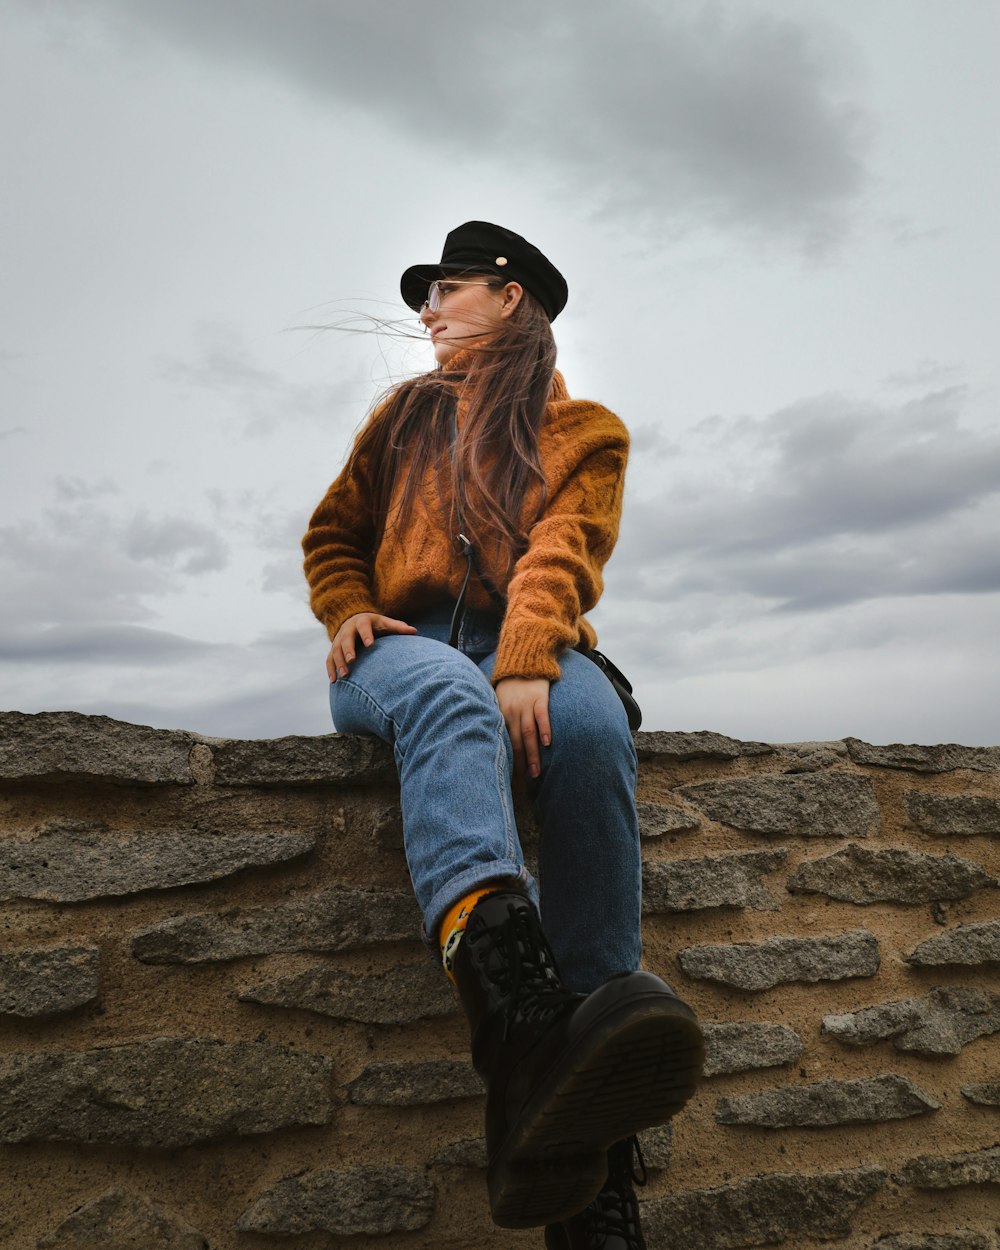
[327,612,417,682]
[495,677,551,781]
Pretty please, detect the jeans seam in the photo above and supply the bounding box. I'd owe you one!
[494,721,517,861]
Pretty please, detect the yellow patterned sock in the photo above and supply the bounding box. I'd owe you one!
[439,886,500,983]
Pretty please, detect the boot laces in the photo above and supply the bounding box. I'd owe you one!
[482,902,579,1039]
[583,1136,647,1249]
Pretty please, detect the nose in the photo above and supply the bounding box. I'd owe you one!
[419,302,436,329]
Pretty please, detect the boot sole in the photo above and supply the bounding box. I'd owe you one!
[488,992,704,1228]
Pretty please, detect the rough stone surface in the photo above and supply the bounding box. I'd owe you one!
[715,1075,940,1128]
[787,843,995,904]
[240,958,454,1024]
[681,772,879,838]
[429,1137,488,1169]
[0,827,315,902]
[373,804,404,849]
[872,1236,994,1250]
[643,850,786,913]
[961,1082,1000,1106]
[211,732,392,786]
[38,1187,208,1249]
[894,1145,1000,1189]
[636,800,700,838]
[430,1125,672,1172]
[0,1039,332,1147]
[702,1022,805,1077]
[679,929,880,991]
[846,738,1000,774]
[640,1166,886,1249]
[907,919,1000,968]
[636,731,773,761]
[236,1166,434,1236]
[0,945,99,1018]
[907,791,1000,837]
[346,1058,483,1106]
[132,887,420,963]
[0,711,197,785]
[822,987,1000,1056]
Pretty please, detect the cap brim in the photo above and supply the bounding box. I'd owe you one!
[399,261,499,312]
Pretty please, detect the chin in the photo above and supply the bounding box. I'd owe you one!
[432,339,457,366]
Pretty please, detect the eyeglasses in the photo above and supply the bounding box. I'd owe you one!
[421,278,501,314]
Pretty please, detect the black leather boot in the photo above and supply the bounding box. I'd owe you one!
[450,890,703,1229]
[544,1136,649,1249]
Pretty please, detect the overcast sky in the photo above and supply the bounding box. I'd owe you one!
[2,0,998,745]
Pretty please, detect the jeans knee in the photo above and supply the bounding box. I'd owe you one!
[549,701,635,776]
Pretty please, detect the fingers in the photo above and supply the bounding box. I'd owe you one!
[328,613,417,682]
[495,679,551,781]
[520,708,541,779]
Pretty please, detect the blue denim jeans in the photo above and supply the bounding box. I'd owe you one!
[328,604,642,992]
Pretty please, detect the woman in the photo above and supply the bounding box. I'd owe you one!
[302,222,703,1247]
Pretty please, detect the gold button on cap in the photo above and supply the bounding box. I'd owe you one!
[495,256,508,265]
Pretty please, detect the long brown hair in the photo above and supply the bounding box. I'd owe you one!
[346,287,556,575]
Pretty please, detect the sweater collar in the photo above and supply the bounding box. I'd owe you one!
[436,346,568,402]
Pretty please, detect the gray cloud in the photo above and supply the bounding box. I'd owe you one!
[618,385,1000,615]
[123,513,228,574]
[0,623,219,665]
[34,0,870,251]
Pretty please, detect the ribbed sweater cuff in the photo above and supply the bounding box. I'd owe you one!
[321,593,380,641]
[491,630,564,685]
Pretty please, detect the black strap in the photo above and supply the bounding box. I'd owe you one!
[448,411,505,646]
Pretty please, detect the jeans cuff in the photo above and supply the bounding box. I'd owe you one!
[420,862,539,951]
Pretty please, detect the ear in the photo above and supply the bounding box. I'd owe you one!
[498,281,524,319]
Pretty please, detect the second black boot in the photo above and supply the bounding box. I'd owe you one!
[545,1136,650,1249]
[450,889,703,1229]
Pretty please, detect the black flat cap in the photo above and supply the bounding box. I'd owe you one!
[400,221,568,322]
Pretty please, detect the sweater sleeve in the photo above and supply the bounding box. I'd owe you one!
[491,419,628,684]
[301,445,381,641]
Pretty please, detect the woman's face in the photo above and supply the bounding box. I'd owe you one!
[419,275,522,365]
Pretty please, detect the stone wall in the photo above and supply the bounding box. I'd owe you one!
[1,710,999,1250]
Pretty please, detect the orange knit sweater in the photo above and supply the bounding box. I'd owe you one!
[301,367,629,684]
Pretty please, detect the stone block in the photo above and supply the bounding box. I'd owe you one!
[38,1187,208,1249]
[636,800,700,838]
[846,738,1000,774]
[0,945,99,1018]
[907,792,1000,837]
[429,1125,673,1172]
[894,1145,1000,1189]
[702,1022,804,1077]
[643,850,785,913]
[680,772,879,837]
[0,711,197,785]
[822,987,1000,1056]
[240,958,454,1024]
[236,1166,434,1236]
[679,929,879,991]
[715,1074,940,1128]
[640,1166,885,1249]
[907,919,1000,969]
[787,844,995,904]
[346,1059,483,1106]
[0,827,315,902]
[961,1082,1000,1106]
[430,1137,488,1169]
[373,804,404,849]
[636,731,773,761]
[211,733,392,786]
[872,1236,994,1250]
[132,887,420,963]
[0,1039,331,1147]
